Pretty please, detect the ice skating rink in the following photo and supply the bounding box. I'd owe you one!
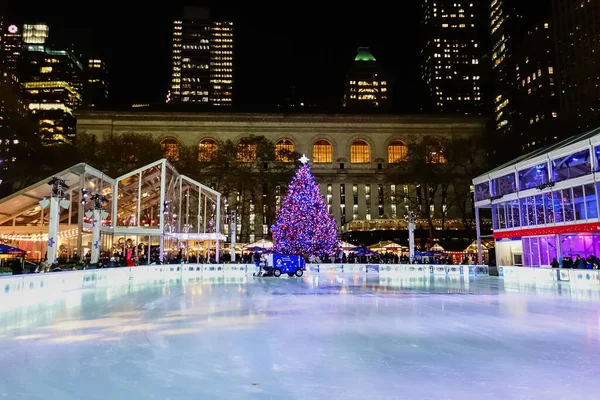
[1,274,600,400]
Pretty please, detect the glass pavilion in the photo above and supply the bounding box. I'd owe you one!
[0,159,223,264]
[473,127,600,267]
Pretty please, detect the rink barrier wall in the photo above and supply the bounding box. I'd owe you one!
[0,264,489,312]
[499,266,600,286]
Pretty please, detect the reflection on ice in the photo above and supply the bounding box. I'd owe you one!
[2,274,600,399]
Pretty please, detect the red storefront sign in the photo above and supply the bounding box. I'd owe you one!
[494,222,600,239]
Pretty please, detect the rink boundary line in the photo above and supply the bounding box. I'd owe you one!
[0,264,490,312]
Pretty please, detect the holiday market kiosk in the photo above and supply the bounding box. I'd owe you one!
[0,159,224,265]
[473,126,600,267]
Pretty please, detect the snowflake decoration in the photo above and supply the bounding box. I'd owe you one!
[48,237,55,248]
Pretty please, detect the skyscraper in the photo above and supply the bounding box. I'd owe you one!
[85,58,109,108]
[167,7,234,106]
[514,21,559,152]
[19,24,83,145]
[421,0,484,115]
[2,24,23,74]
[210,21,234,107]
[553,0,600,133]
[343,47,389,111]
[489,0,555,161]
[22,23,49,45]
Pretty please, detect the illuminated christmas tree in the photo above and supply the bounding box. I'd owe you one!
[272,155,339,256]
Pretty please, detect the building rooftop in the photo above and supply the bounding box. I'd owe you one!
[474,125,600,182]
[354,47,376,62]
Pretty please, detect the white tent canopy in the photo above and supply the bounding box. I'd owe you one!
[244,239,273,249]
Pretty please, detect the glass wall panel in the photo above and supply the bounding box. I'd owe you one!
[519,198,527,226]
[547,236,558,262]
[539,236,549,265]
[491,205,498,230]
[562,234,597,260]
[552,149,591,182]
[492,173,516,196]
[101,180,113,225]
[522,238,532,267]
[573,186,586,220]
[553,191,564,223]
[563,189,574,222]
[526,196,536,226]
[544,192,554,224]
[585,183,598,219]
[535,195,545,225]
[474,182,490,202]
[139,165,162,228]
[518,164,549,190]
[117,173,140,227]
[595,145,600,171]
[498,203,506,229]
[511,200,521,228]
[181,182,201,234]
[506,201,514,228]
[163,166,180,234]
[530,237,540,266]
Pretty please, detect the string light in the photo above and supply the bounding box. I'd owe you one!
[494,222,600,239]
[271,161,339,257]
[0,228,81,242]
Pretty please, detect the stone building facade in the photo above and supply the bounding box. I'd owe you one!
[76,112,486,243]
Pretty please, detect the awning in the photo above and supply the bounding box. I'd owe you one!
[0,244,27,255]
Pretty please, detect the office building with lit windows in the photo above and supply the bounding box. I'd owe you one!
[490,0,553,162]
[19,25,84,145]
[84,58,109,108]
[553,0,600,134]
[167,7,234,106]
[2,23,22,74]
[343,47,389,111]
[77,111,486,244]
[513,22,559,153]
[421,0,484,115]
[0,21,28,174]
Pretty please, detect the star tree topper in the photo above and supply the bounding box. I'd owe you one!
[299,154,309,164]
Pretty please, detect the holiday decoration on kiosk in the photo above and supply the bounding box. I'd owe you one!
[271,155,339,257]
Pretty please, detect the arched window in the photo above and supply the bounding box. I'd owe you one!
[275,139,295,162]
[388,140,408,163]
[237,138,256,162]
[426,140,446,164]
[198,139,218,162]
[350,139,370,163]
[313,140,332,163]
[161,138,179,161]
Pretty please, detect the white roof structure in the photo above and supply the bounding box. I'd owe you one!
[0,163,113,229]
[0,159,224,258]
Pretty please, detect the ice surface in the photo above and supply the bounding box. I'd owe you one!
[1,275,600,400]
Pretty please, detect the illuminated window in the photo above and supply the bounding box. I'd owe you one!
[350,140,370,164]
[237,138,257,162]
[388,141,408,163]
[40,66,52,73]
[313,140,332,163]
[426,140,445,164]
[198,138,218,162]
[161,138,180,162]
[275,139,294,162]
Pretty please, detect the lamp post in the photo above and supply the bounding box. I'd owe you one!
[228,211,237,262]
[39,177,70,264]
[405,211,416,263]
[85,193,108,265]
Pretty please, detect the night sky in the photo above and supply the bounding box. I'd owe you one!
[6,1,551,113]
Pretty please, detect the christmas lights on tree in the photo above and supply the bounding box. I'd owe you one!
[272,155,339,256]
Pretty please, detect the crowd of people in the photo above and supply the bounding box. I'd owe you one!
[551,255,600,269]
